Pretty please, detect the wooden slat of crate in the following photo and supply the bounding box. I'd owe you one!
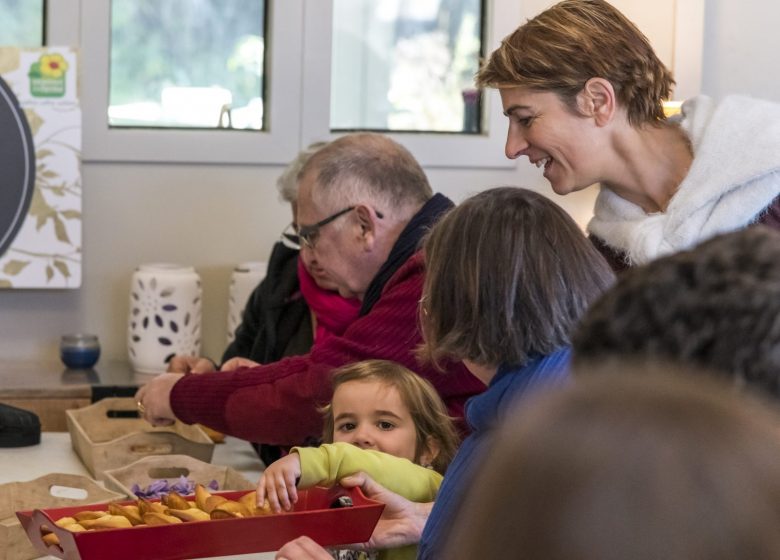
[66,398,214,480]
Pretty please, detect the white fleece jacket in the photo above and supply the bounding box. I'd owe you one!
[588,95,780,265]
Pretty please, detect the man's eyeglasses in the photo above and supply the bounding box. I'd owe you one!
[281,206,384,250]
[280,206,355,250]
[296,206,356,249]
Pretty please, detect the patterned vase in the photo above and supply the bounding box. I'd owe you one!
[127,263,202,374]
[226,261,267,344]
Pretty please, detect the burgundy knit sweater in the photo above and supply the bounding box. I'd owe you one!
[170,251,485,446]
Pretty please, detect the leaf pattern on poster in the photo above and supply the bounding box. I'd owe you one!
[53,259,70,278]
[0,49,20,75]
[3,260,30,275]
[22,107,43,136]
[0,47,81,288]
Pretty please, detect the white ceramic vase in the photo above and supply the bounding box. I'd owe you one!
[226,261,267,344]
[128,263,202,374]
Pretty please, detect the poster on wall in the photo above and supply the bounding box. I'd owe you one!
[0,46,81,289]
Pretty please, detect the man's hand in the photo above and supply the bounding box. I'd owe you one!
[220,357,260,371]
[257,453,302,512]
[134,372,183,426]
[275,536,332,560]
[167,355,216,374]
[339,472,431,550]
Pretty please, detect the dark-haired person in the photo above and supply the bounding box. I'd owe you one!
[445,369,780,560]
[572,226,780,396]
[274,187,614,560]
[136,133,485,447]
[476,0,780,271]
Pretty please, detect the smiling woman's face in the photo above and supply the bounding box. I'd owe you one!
[500,86,604,196]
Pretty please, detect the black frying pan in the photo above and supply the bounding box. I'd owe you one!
[0,74,35,259]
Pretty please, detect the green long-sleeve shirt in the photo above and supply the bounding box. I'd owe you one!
[294,442,443,560]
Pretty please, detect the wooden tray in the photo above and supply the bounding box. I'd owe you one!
[0,473,123,560]
[66,398,214,480]
[103,454,255,497]
[17,487,384,560]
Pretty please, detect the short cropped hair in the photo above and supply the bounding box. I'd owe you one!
[446,369,780,560]
[276,141,329,203]
[298,133,432,214]
[476,0,675,126]
[321,359,459,474]
[420,187,615,369]
[573,227,780,397]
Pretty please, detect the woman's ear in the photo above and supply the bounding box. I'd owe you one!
[576,77,616,127]
[419,436,441,469]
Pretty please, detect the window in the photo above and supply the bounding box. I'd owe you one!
[0,0,46,47]
[301,0,517,168]
[76,1,703,168]
[108,0,266,130]
[331,0,483,134]
[81,0,303,164]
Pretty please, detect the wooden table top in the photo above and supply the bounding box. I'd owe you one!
[0,359,155,399]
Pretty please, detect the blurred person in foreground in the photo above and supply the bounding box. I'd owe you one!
[572,226,780,397]
[136,133,485,446]
[445,369,780,560]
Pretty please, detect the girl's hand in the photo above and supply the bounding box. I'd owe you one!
[257,453,302,512]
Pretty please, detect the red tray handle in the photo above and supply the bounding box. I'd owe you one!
[19,509,79,560]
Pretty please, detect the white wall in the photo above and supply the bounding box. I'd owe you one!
[701,0,780,102]
[3,0,777,364]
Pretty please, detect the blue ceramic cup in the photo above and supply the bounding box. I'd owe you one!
[60,334,101,369]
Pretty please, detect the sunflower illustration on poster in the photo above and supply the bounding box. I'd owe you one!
[0,47,81,289]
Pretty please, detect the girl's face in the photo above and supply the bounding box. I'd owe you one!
[499,86,605,196]
[331,379,419,463]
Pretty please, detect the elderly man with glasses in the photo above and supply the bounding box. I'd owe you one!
[136,133,485,447]
[164,141,362,465]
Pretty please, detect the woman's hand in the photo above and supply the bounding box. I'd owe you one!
[257,453,302,512]
[220,357,261,371]
[275,536,332,560]
[339,472,431,550]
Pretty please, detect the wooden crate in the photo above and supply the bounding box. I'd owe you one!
[103,454,255,497]
[0,473,123,560]
[66,398,214,480]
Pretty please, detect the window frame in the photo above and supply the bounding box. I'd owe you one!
[66,0,703,167]
[300,0,518,169]
[79,0,304,165]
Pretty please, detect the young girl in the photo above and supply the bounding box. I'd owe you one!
[257,359,459,560]
[274,188,615,560]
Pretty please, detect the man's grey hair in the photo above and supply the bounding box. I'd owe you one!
[298,133,432,216]
[276,141,329,203]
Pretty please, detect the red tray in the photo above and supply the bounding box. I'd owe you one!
[17,487,383,560]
